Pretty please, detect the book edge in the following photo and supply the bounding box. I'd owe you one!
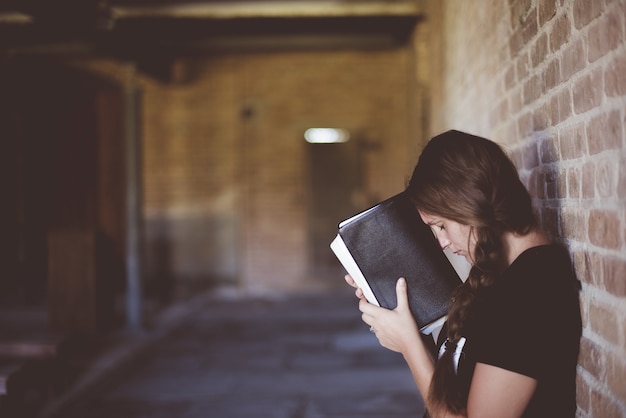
[330,234,380,307]
[337,202,381,228]
[331,234,449,338]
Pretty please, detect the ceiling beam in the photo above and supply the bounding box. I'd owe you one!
[111,1,422,20]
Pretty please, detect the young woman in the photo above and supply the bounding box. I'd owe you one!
[345,130,582,417]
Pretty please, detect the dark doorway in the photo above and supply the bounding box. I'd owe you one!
[307,139,363,277]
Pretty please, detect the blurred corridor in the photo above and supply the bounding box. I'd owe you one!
[43,287,423,418]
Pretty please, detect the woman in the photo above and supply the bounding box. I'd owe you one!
[345,130,582,417]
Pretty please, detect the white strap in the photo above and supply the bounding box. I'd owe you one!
[438,336,467,374]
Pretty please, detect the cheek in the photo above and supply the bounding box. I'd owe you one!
[467,229,477,251]
[460,226,474,249]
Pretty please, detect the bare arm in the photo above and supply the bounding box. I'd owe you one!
[348,277,439,410]
[466,363,537,418]
[357,278,434,396]
[346,276,537,418]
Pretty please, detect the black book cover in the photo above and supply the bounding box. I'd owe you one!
[330,192,463,334]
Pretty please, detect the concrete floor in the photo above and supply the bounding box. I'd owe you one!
[44,287,425,418]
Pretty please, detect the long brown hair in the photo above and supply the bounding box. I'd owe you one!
[405,130,535,414]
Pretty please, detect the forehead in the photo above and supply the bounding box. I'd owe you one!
[417,210,442,225]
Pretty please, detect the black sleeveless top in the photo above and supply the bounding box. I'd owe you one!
[437,244,582,417]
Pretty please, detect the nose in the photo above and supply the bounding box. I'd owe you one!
[436,233,451,250]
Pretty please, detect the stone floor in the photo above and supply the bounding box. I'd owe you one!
[44,287,425,418]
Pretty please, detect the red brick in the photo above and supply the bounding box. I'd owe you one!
[561,38,585,80]
[541,206,559,238]
[601,255,626,298]
[542,167,559,199]
[533,104,551,132]
[582,161,596,198]
[545,58,560,90]
[604,51,626,96]
[557,87,573,122]
[538,0,557,27]
[590,301,620,345]
[509,0,533,30]
[567,166,581,198]
[588,9,624,63]
[509,27,525,57]
[586,251,603,286]
[549,95,560,126]
[576,374,591,415]
[533,171,546,200]
[586,110,623,155]
[607,351,626,401]
[523,73,542,105]
[619,153,626,198]
[595,157,617,199]
[550,87,572,125]
[557,167,568,199]
[573,69,603,114]
[531,32,549,68]
[572,250,590,284]
[559,121,586,160]
[540,136,559,163]
[573,0,603,29]
[591,388,622,418]
[588,209,621,249]
[560,207,586,240]
[521,138,539,169]
[550,12,571,53]
[522,7,539,43]
[579,337,606,381]
[517,52,530,81]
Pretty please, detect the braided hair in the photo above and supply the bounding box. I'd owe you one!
[405,130,535,414]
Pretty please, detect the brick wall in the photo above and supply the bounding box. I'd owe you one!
[421,0,626,415]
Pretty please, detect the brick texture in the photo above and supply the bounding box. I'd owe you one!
[426,0,626,415]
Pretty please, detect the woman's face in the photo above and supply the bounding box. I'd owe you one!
[418,210,476,264]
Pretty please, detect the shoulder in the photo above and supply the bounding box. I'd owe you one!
[514,243,571,266]
[504,244,579,294]
[466,244,581,377]
[477,243,581,342]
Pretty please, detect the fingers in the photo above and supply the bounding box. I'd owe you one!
[395,277,408,311]
[359,299,376,327]
[344,274,356,288]
[345,274,366,300]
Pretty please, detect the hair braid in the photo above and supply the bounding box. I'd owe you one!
[405,130,534,415]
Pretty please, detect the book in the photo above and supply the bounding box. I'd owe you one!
[330,191,463,336]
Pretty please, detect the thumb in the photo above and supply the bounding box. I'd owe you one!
[395,277,409,311]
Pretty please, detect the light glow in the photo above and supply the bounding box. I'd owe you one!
[304,128,350,144]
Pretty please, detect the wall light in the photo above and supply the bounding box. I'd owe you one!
[304,128,350,144]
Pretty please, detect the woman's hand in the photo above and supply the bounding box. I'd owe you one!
[345,274,438,408]
[347,276,421,354]
[361,277,421,354]
[344,274,365,300]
